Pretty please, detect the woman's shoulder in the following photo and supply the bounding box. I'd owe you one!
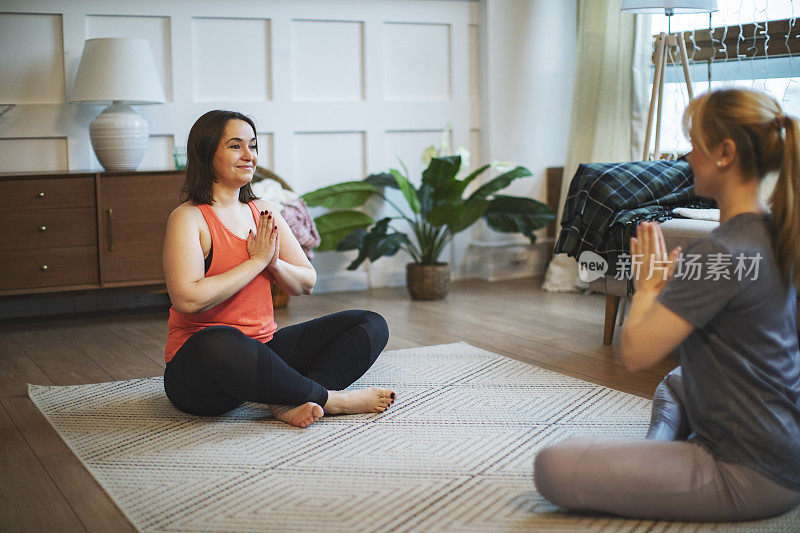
[168,201,206,227]
[252,197,281,213]
[681,231,732,260]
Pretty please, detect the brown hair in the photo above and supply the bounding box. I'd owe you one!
[182,110,259,205]
[683,88,800,287]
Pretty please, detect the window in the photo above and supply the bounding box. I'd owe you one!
[651,0,800,154]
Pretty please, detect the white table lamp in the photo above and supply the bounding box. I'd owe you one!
[622,1,718,160]
[70,38,166,171]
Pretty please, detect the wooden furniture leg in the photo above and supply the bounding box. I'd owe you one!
[603,294,621,345]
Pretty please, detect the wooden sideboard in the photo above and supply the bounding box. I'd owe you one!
[0,170,185,296]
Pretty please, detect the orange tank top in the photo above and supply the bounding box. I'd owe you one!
[164,201,277,363]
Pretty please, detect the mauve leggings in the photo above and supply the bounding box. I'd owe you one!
[163,310,389,416]
[533,367,800,522]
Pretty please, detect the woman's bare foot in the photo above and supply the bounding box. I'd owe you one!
[268,402,324,428]
[324,388,396,415]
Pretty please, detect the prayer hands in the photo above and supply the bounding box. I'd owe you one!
[630,221,682,295]
[247,210,279,269]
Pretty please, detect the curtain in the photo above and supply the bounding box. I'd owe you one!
[542,0,651,292]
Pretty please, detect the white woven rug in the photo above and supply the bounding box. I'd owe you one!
[29,342,800,532]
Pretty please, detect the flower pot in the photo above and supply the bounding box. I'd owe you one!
[406,263,450,300]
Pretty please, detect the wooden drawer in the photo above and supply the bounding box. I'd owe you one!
[0,177,95,210]
[99,172,183,284]
[0,246,99,291]
[0,208,97,250]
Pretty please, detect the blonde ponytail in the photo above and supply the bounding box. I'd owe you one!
[683,89,800,287]
[770,115,800,287]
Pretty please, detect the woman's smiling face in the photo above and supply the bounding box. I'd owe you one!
[212,119,258,187]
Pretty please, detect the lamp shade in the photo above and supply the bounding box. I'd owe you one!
[70,38,165,104]
[621,0,718,14]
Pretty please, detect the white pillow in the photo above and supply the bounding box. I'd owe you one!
[672,207,720,222]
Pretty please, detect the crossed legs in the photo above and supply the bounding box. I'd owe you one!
[533,367,800,522]
[163,310,394,427]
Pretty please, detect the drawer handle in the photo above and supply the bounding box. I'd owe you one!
[37,192,45,199]
[39,225,47,232]
[107,208,114,251]
[41,265,48,272]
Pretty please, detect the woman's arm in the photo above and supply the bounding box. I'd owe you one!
[163,204,276,313]
[256,200,317,296]
[620,222,694,371]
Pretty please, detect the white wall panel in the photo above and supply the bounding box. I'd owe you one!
[384,129,450,184]
[0,13,65,103]
[293,131,365,190]
[192,17,271,102]
[469,128,481,173]
[140,134,174,170]
[292,20,364,101]
[256,132,275,171]
[469,24,480,101]
[85,15,173,101]
[0,137,68,172]
[383,23,451,101]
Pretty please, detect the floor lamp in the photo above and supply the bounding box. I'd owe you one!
[621,1,718,160]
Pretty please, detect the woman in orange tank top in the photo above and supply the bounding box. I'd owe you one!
[162,110,395,428]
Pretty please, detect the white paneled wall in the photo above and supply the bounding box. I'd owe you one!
[0,0,577,292]
[192,17,272,102]
[291,20,364,101]
[85,15,173,100]
[0,13,65,104]
[0,137,68,172]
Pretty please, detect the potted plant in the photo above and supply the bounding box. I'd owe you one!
[301,148,555,300]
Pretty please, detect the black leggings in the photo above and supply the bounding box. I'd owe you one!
[163,310,389,416]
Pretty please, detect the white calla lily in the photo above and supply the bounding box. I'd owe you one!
[421,145,439,166]
[455,146,471,171]
[490,160,517,173]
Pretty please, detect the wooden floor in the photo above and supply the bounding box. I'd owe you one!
[0,277,677,532]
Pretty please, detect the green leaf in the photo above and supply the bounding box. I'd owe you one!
[417,183,435,216]
[468,166,532,200]
[363,172,398,189]
[428,198,490,235]
[369,232,409,261]
[422,156,463,203]
[460,163,492,190]
[336,228,367,251]
[397,156,412,183]
[346,218,409,270]
[313,210,374,251]
[301,181,377,209]
[483,195,555,244]
[390,169,421,214]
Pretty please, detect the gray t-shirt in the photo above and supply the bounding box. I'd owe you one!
[658,212,800,490]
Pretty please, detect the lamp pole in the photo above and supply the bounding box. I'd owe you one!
[642,26,694,161]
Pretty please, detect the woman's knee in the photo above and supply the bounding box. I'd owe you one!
[662,366,683,390]
[534,439,591,508]
[359,310,389,350]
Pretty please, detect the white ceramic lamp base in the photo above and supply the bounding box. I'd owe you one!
[89,101,149,171]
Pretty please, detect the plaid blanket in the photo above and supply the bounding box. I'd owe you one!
[554,160,717,278]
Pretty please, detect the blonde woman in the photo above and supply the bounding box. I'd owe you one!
[534,89,800,521]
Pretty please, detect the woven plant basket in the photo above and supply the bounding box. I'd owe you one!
[271,283,290,309]
[406,263,450,300]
